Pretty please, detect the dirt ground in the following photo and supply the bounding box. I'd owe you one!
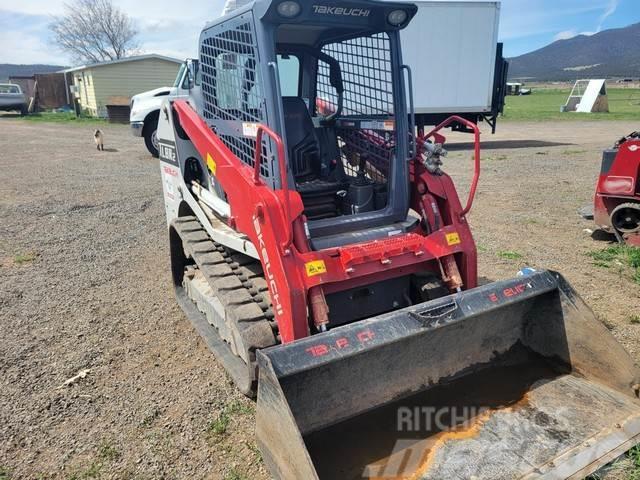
[0,117,638,480]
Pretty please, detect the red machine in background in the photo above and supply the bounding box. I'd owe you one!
[593,131,640,246]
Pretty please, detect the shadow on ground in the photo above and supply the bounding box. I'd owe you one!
[446,140,573,151]
[591,229,618,244]
[0,113,25,119]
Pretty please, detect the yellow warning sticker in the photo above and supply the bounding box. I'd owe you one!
[206,153,217,175]
[305,260,327,277]
[446,232,461,246]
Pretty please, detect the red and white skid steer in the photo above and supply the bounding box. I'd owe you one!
[591,131,640,246]
[156,0,640,478]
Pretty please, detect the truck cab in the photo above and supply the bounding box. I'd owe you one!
[130,59,199,156]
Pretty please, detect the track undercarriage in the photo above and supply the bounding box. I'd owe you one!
[172,216,276,395]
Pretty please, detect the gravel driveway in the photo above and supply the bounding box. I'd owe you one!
[0,118,638,479]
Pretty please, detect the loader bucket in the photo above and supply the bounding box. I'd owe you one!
[256,270,640,480]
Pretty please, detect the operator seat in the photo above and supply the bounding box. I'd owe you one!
[282,96,346,220]
[282,96,320,180]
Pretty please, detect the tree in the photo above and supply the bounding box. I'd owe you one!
[50,0,138,64]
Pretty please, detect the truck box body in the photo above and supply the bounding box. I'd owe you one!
[398,1,503,125]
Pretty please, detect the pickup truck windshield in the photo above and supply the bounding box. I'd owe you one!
[173,63,187,88]
[0,85,20,94]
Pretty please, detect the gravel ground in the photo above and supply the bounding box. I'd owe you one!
[0,117,638,479]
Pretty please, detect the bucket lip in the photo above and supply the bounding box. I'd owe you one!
[258,270,561,378]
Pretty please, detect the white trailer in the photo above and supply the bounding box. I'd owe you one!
[398,1,507,132]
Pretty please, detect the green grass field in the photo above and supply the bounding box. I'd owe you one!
[502,87,640,122]
[9,88,639,124]
[19,111,107,124]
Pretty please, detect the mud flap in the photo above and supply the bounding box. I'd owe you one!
[256,270,640,480]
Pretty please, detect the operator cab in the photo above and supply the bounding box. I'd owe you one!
[198,0,418,248]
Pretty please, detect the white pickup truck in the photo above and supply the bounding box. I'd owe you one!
[130,59,199,157]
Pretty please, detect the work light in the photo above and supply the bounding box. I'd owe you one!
[387,9,408,26]
[277,1,301,18]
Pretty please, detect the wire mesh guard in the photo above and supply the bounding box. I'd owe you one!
[317,33,395,183]
[200,19,273,180]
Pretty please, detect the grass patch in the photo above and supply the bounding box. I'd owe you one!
[630,314,640,325]
[207,400,254,438]
[246,441,263,464]
[224,469,248,480]
[67,442,119,479]
[14,252,38,264]
[208,412,231,436]
[502,87,640,122]
[68,462,102,480]
[628,444,640,480]
[227,400,254,416]
[0,466,11,480]
[588,245,640,284]
[19,112,107,124]
[562,149,587,155]
[497,250,523,261]
[98,442,120,462]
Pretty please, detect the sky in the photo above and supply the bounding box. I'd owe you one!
[0,0,637,65]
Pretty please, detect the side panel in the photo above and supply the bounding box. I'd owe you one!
[157,104,182,226]
[157,98,260,257]
[400,1,500,114]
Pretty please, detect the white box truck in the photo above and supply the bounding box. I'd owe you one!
[399,1,507,132]
[132,1,506,159]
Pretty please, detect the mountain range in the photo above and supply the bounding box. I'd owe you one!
[508,22,640,81]
[2,22,639,83]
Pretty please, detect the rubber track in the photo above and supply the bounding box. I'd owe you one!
[172,216,277,393]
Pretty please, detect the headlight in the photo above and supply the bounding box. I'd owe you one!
[387,9,408,26]
[277,1,301,18]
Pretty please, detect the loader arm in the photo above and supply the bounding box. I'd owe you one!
[171,99,310,341]
[172,99,479,341]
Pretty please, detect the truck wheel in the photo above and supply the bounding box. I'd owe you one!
[143,116,159,158]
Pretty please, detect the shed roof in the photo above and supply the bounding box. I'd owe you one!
[61,54,182,73]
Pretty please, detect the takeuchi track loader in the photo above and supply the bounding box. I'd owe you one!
[156,1,640,478]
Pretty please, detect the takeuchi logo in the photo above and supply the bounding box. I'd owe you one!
[312,5,371,17]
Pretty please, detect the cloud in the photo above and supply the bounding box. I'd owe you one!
[0,29,67,64]
[0,9,70,64]
[0,0,226,64]
[577,0,619,37]
[598,0,618,27]
[553,29,578,41]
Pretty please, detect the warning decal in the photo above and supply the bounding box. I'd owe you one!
[206,153,217,175]
[305,260,327,277]
[446,232,461,246]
